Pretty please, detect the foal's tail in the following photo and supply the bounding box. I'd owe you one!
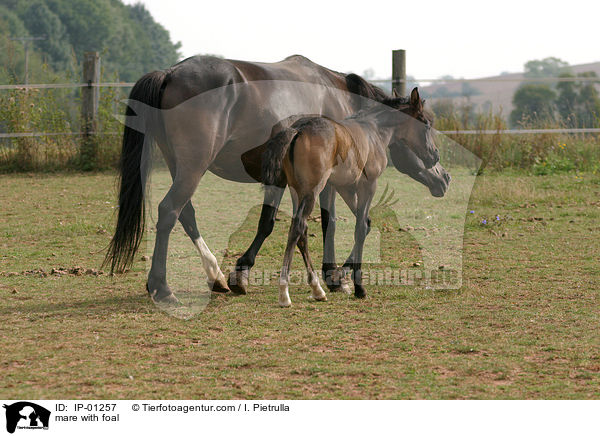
[103,70,167,274]
[261,128,298,186]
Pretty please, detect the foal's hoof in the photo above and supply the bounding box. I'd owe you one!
[327,281,353,295]
[340,281,353,295]
[324,268,351,294]
[308,294,328,302]
[228,270,248,295]
[209,274,231,294]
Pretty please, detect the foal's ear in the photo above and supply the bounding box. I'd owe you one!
[410,87,423,111]
[392,88,400,98]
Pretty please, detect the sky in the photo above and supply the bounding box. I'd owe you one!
[123,0,600,81]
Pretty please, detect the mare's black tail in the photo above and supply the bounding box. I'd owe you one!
[103,70,167,274]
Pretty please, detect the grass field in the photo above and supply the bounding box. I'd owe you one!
[1,168,599,399]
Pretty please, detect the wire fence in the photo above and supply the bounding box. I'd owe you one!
[0,82,134,90]
[369,76,600,84]
[1,79,599,138]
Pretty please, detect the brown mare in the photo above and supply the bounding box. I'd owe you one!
[261,88,437,306]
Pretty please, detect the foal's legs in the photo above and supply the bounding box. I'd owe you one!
[279,193,321,307]
[228,185,285,295]
[297,222,327,302]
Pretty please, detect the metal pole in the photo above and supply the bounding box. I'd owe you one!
[24,41,29,85]
[81,52,101,169]
[10,36,46,85]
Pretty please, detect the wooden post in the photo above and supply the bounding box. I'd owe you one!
[81,51,100,169]
[392,49,406,97]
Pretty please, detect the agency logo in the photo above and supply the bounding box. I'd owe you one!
[3,402,50,434]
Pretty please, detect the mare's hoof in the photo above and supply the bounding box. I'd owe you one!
[228,270,248,295]
[354,285,367,299]
[154,293,181,306]
[209,275,231,293]
[146,282,179,304]
[327,283,343,292]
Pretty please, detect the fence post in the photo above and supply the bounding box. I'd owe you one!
[392,49,406,97]
[81,51,100,169]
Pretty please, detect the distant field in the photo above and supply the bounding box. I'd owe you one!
[0,169,599,399]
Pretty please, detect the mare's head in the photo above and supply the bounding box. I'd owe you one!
[377,87,439,169]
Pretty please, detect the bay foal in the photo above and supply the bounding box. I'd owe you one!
[262,88,438,307]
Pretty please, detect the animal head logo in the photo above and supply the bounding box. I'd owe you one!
[3,402,50,434]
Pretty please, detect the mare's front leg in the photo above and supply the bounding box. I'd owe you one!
[228,185,285,294]
[342,181,376,299]
[320,184,351,294]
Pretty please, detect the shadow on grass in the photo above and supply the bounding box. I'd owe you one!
[0,294,152,317]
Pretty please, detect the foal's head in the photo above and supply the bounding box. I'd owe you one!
[378,87,439,169]
[388,143,451,197]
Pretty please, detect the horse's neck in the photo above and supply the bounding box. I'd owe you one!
[346,118,393,152]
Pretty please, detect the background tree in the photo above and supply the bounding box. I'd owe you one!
[510,84,556,127]
[0,0,182,82]
[0,4,50,83]
[21,0,71,71]
[555,71,600,128]
[524,57,570,79]
[461,81,480,98]
[576,72,600,127]
[556,72,578,127]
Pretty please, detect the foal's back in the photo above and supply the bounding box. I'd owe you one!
[284,116,371,194]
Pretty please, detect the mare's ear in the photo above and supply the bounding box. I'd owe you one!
[410,87,423,111]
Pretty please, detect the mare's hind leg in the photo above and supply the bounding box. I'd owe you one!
[157,143,229,294]
[147,171,204,303]
[228,185,285,295]
[279,193,314,307]
[178,202,229,293]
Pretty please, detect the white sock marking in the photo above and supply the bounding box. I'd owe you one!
[193,237,224,284]
[279,281,292,307]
